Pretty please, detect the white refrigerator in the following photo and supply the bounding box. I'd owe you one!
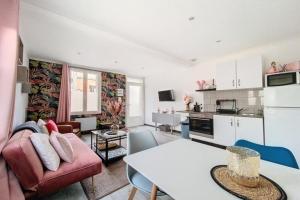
[264,85,300,164]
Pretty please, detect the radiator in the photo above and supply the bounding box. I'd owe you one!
[74,117,97,131]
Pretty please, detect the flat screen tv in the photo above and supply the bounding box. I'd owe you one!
[158,90,175,101]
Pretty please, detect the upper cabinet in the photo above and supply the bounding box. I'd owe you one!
[236,56,263,89]
[216,60,237,90]
[216,55,263,90]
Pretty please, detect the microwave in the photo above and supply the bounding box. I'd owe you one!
[265,71,300,87]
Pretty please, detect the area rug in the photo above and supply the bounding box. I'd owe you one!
[81,159,129,200]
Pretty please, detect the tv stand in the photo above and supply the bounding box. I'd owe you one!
[152,112,181,133]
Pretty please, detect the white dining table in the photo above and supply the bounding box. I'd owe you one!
[124,139,300,200]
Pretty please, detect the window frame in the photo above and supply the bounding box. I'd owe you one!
[70,67,101,115]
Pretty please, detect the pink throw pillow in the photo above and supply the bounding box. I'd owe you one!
[50,131,74,163]
[46,120,59,133]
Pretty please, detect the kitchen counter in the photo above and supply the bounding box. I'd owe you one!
[176,110,263,118]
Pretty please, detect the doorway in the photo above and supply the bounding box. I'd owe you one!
[126,77,144,127]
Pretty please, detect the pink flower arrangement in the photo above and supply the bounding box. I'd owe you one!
[183,95,193,105]
[107,97,123,122]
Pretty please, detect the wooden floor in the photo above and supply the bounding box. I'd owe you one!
[100,185,174,200]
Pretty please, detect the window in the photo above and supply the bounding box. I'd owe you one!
[70,68,101,114]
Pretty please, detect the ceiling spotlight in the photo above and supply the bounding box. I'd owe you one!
[191,58,197,62]
[216,40,222,43]
[77,52,81,55]
[188,16,195,21]
[114,61,118,64]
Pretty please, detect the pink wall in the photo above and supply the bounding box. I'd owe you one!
[0,0,24,199]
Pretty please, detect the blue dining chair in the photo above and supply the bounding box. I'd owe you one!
[127,130,166,200]
[235,139,299,169]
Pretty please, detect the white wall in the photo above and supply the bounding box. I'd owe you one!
[13,43,29,128]
[145,36,300,128]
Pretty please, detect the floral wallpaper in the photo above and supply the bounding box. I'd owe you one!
[99,72,126,127]
[27,59,62,121]
[27,59,126,126]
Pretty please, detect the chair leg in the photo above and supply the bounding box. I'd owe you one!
[150,184,157,200]
[92,176,95,194]
[128,187,137,200]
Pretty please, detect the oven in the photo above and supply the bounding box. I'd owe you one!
[189,114,214,139]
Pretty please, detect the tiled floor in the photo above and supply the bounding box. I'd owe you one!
[42,126,179,200]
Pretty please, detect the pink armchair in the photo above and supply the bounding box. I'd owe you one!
[2,129,101,199]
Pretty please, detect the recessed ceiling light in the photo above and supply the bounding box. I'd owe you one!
[191,58,197,62]
[216,40,222,43]
[188,16,195,21]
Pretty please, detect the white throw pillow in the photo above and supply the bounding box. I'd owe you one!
[30,133,60,171]
[37,119,49,134]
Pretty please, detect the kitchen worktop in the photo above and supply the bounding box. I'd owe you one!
[176,110,263,118]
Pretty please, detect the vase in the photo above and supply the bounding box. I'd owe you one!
[227,146,261,187]
[110,123,119,134]
[185,104,190,111]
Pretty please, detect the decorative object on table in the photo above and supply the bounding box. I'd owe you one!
[211,165,287,200]
[196,80,206,90]
[226,146,260,187]
[107,97,123,134]
[266,61,283,74]
[183,95,193,111]
[283,61,300,72]
[193,102,202,112]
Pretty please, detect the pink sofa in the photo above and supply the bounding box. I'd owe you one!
[2,130,102,199]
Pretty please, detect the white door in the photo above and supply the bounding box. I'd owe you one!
[213,115,236,146]
[216,60,237,90]
[235,117,264,145]
[126,78,144,127]
[236,56,263,89]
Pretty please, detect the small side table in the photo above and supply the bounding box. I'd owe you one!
[91,130,127,165]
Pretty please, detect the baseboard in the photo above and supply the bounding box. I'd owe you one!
[144,124,181,133]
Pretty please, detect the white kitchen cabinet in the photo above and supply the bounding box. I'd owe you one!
[235,117,264,145]
[213,115,264,146]
[216,56,263,90]
[216,60,236,90]
[213,115,236,146]
[236,56,263,89]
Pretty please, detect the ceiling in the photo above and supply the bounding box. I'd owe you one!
[20,0,300,76]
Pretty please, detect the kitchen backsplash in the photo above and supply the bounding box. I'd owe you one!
[203,89,264,113]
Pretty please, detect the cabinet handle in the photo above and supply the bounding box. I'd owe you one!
[232,80,235,87]
[237,119,240,127]
[230,119,233,126]
[238,79,241,87]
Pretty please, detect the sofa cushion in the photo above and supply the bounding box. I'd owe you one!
[45,120,58,133]
[50,131,74,163]
[30,134,60,171]
[38,133,102,195]
[37,119,49,135]
[2,130,44,191]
